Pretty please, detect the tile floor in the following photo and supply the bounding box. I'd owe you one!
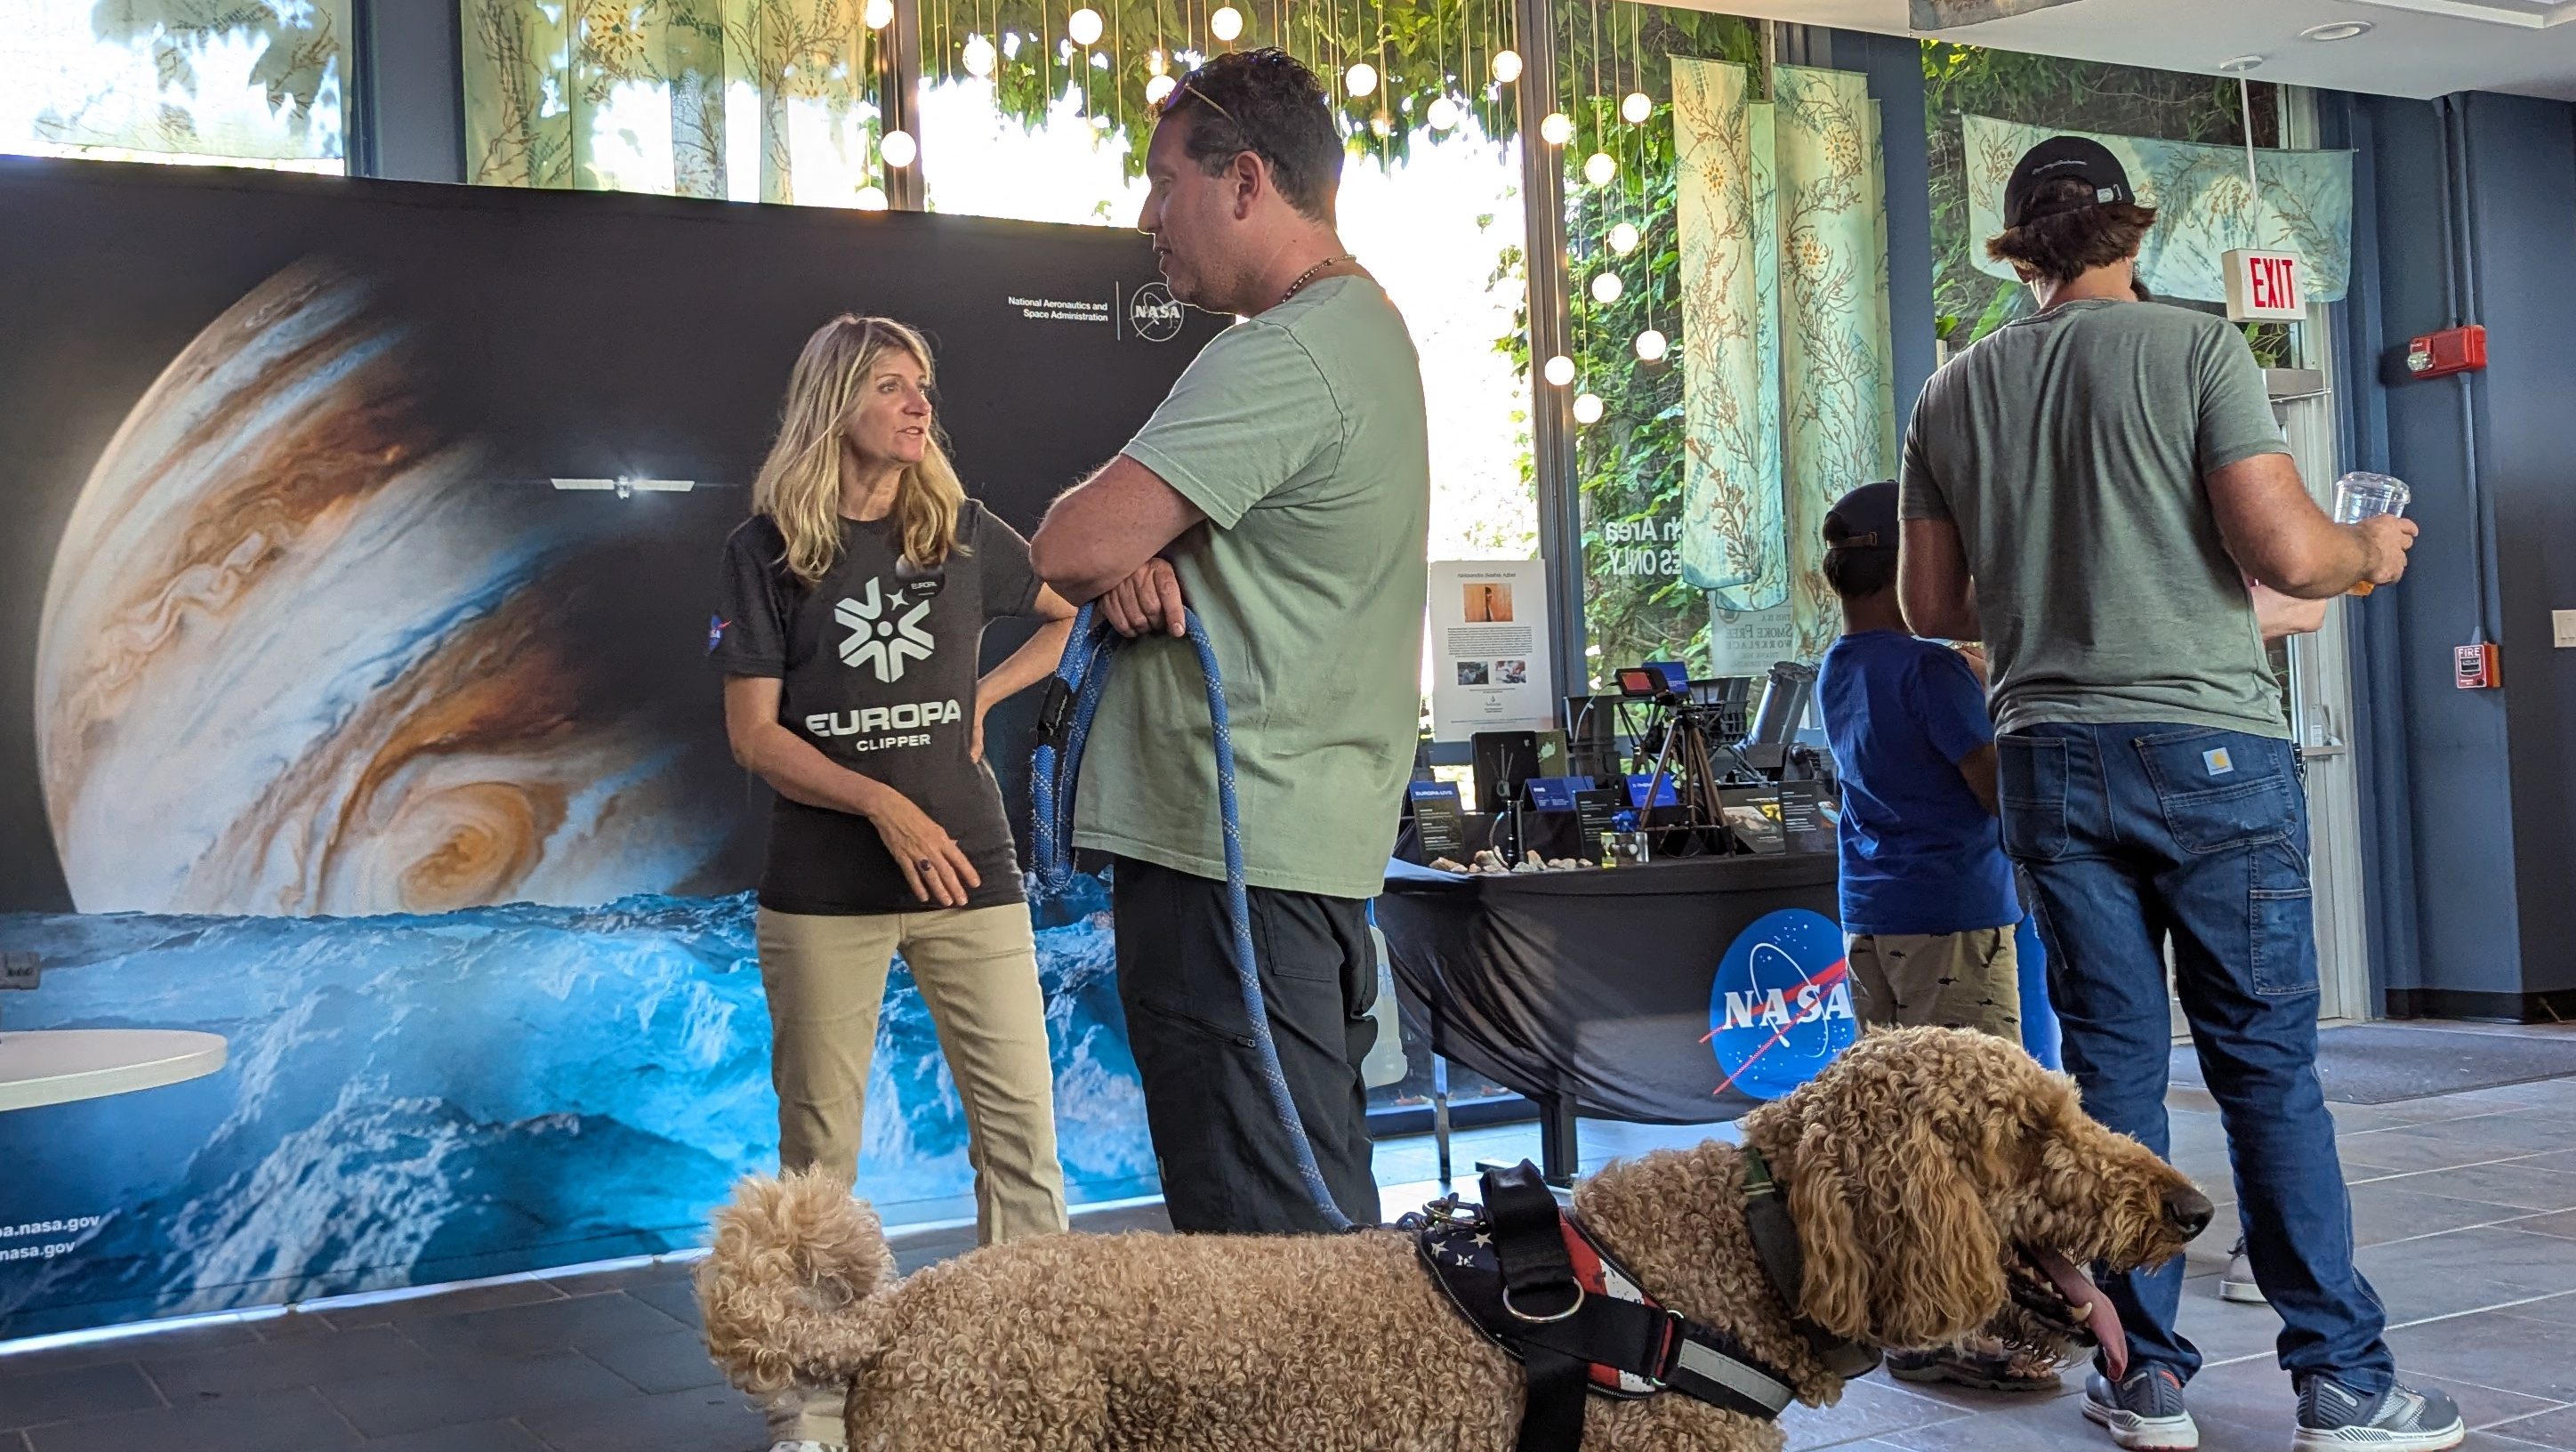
[4,1020,2574,1451]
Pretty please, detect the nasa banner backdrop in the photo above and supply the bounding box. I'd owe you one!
[1375,856,1850,1125]
[0,156,1219,1338]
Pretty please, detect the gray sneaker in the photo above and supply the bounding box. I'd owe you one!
[2084,1367,2198,1451]
[2219,1237,2266,1305]
[2292,1375,2466,1451]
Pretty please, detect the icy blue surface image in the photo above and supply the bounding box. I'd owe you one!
[0,883,1147,1336]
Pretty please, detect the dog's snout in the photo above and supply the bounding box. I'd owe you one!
[2163,1185,2215,1239]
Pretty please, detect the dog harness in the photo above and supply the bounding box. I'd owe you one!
[1410,1161,1802,1452]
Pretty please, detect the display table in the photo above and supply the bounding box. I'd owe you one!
[1377,854,1839,1182]
[0,1029,229,1112]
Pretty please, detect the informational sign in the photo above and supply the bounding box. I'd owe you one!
[1705,908,1856,1101]
[1429,561,1556,741]
[2224,248,2307,322]
[1708,601,1801,679]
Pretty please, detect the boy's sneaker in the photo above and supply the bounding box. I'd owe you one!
[2292,1375,2466,1451]
[2219,1238,2266,1305]
[2084,1367,2199,1450]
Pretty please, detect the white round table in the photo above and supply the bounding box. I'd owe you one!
[0,1029,229,1112]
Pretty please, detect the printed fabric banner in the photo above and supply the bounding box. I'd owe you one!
[1910,0,2092,28]
[1963,114,2355,303]
[1675,60,1897,665]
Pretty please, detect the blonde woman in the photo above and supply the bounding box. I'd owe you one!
[710,315,1075,1452]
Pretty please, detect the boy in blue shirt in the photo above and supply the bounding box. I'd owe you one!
[1815,480,2053,1392]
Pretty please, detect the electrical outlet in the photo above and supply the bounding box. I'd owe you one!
[2556,610,2576,649]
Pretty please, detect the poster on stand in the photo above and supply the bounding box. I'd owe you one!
[1429,561,1554,741]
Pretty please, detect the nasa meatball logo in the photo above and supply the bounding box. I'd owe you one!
[1130,282,1185,343]
[1703,908,1856,1101]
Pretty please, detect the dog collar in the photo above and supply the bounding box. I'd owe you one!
[1741,1147,1885,1379]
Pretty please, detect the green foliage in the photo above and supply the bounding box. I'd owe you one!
[922,0,1525,173]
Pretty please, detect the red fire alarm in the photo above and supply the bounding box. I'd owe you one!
[2408,325,2488,379]
[2456,641,2501,690]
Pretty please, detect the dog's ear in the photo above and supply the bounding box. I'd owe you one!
[1870,1121,2008,1348]
[1791,1119,2008,1349]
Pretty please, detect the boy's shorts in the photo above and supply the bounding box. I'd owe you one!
[1847,927,2020,1041]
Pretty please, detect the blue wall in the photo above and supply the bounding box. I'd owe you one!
[2339,91,2576,1019]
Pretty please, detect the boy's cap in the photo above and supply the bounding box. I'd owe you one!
[2003,136,2135,228]
[1823,480,1899,548]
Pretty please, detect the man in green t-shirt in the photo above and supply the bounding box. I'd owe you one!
[1901,138,2454,1452]
[1030,48,1429,1234]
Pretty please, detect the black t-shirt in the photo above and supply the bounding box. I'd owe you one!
[710,503,1042,915]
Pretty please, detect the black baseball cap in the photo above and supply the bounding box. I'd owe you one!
[2002,136,2135,229]
[1823,480,1898,549]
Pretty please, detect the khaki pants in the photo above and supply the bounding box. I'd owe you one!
[757,903,1069,1444]
[1847,926,2021,1040]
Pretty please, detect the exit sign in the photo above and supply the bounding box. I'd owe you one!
[2225,248,2307,322]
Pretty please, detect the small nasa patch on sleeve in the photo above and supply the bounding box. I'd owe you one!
[707,615,728,654]
[2202,746,2234,778]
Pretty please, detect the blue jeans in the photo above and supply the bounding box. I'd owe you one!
[1997,722,2392,1393]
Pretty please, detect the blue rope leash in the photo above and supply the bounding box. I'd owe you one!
[1030,602,1356,1233]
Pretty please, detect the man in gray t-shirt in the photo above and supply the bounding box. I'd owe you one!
[1900,139,2451,1452]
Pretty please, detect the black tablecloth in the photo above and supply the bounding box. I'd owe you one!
[1376,854,1839,1125]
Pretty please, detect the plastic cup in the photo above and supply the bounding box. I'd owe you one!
[2332,472,2411,596]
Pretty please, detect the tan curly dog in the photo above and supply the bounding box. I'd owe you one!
[698,1026,2211,1451]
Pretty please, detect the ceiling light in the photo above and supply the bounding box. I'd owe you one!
[1346,61,1379,97]
[1590,271,1624,304]
[962,33,996,77]
[1540,112,1574,146]
[1146,74,1177,105]
[1622,91,1653,124]
[1607,222,1641,255]
[1210,4,1244,41]
[1426,95,1461,131]
[879,129,917,168]
[1067,7,1103,45]
[1634,328,1669,363]
[1491,49,1523,83]
[2299,20,2375,39]
[2217,54,2267,72]
[1542,353,1574,386]
[1584,152,1617,185]
[1573,392,1605,424]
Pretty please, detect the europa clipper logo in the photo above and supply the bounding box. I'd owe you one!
[1130,282,1185,343]
[1703,908,1856,1101]
[836,578,934,682]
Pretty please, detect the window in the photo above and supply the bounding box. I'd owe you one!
[913,0,1535,567]
[1,0,348,173]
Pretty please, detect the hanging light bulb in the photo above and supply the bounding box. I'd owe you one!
[1426,95,1461,132]
[1491,48,1523,83]
[1607,222,1641,255]
[1370,114,1391,137]
[864,0,894,28]
[1584,151,1616,185]
[1622,91,1653,124]
[1590,271,1624,304]
[856,186,890,210]
[1147,48,1168,76]
[1573,392,1606,424]
[1146,74,1178,105]
[1210,4,1244,41]
[879,129,917,168]
[1345,61,1378,97]
[1067,6,1103,45]
[1635,328,1670,363]
[1542,354,1574,387]
[962,32,996,77]
[1539,112,1574,146]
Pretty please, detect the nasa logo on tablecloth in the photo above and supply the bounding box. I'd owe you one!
[1130,282,1185,343]
[1704,908,1855,1101]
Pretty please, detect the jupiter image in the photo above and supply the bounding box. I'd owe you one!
[34,260,737,917]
